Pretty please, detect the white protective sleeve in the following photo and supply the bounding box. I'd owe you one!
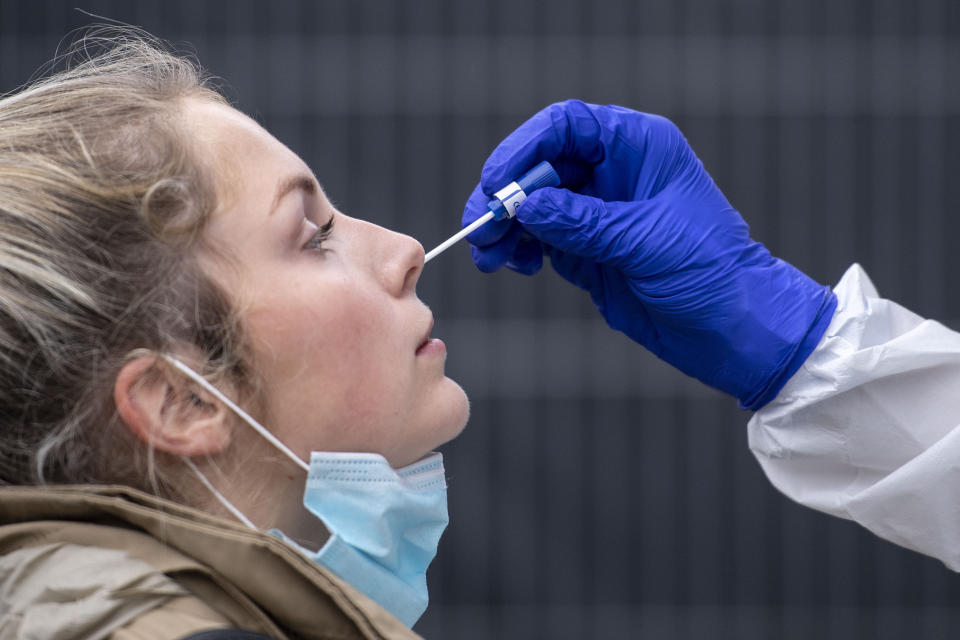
[748,263,960,570]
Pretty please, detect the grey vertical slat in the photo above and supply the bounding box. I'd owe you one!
[822,113,857,282]
[869,1,905,299]
[0,2,20,91]
[684,399,724,610]
[823,0,859,282]
[916,1,947,319]
[542,398,588,640]
[590,397,635,604]
[916,6,953,628]
[638,399,682,604]
[493,396,541,637]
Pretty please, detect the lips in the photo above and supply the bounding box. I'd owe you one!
[416,316,434,352]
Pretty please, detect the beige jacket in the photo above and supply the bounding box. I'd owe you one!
[0,485,423,640]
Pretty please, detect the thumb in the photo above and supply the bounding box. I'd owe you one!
[516,188,658,271]
[479,100,603,194]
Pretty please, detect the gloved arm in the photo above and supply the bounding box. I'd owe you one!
[750,264,960,570]
[463,100,837,410]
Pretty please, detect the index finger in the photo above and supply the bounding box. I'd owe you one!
[479,100,605,196]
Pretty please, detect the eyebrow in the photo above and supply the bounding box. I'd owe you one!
[269,174,317,216]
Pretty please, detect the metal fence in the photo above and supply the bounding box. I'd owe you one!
[3,1,960,638]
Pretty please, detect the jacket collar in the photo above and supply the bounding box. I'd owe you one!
[0,484,421,640]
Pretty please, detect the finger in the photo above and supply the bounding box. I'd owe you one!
[547,248,659,348]
[544,246,602,292]
[469,223,524,273]
[505,235,543,275]
[515,188,656,271]
[461,181,512,246]
[479,100,604,196]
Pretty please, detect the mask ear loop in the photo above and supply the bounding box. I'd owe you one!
[160,355,311,531]
[162,355,309,472]
[181,456,258,530]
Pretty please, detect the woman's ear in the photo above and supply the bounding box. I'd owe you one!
[114,355,231,456]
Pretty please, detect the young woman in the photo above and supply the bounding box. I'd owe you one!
[0,31,467,639]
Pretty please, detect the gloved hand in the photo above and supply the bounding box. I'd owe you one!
[462,100,837,410]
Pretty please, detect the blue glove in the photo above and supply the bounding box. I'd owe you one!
[462,100,837,410]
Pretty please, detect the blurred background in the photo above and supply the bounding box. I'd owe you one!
[3,1,960,638]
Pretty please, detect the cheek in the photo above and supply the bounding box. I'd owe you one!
[247,279,406,428]
[331,308,411,421]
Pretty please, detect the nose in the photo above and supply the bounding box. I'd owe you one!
[375,225,425,297]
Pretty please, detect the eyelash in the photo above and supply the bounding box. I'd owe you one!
[303,216,335,251]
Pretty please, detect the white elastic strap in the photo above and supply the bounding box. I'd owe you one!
[181,456,258,530]
[163,356,310,473]
[492,181,526,218]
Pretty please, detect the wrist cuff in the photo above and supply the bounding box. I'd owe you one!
[738,287,838,411]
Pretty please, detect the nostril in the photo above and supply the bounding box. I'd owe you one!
[399,237,424,293]
[402,262,422,294]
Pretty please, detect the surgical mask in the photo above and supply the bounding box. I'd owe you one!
[165,356,448,628]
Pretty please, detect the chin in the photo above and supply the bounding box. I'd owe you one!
[420,379,471,456]
[441,379,471,442]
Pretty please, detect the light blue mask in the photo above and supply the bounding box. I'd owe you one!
[166,357,448,628]
[301,451,447,627]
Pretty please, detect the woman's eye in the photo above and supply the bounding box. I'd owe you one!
[303,216,334,251]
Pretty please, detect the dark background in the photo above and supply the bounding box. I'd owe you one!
[3,1,960,638]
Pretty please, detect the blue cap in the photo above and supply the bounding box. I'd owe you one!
[486,161,561,220]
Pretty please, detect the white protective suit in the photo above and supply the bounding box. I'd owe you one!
[749,263,960,570]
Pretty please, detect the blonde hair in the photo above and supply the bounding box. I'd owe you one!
[0,29,249,493]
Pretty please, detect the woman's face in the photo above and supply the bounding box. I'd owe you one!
[185,100,468,468]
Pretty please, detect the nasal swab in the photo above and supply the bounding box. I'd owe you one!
[423,212,494,263]
[424,161,560,264]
